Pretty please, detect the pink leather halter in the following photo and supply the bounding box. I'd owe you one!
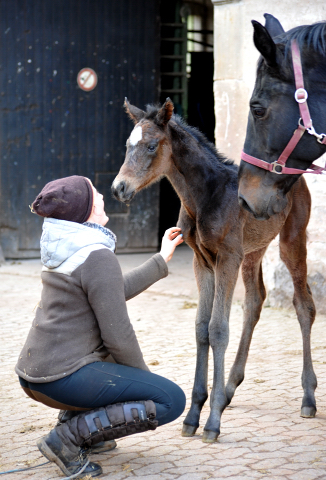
[241,39,326,175]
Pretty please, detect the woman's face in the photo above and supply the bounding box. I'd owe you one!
[92,187,109,226]
[86,179,109,226]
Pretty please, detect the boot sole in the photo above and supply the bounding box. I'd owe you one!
[37,438,102,478]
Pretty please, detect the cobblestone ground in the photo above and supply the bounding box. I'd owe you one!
[1,247,326,480]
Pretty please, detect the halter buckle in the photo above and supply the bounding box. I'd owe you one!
[295,88,308,103]
[271,162,283,174]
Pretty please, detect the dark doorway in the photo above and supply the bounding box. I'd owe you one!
[158,0,214,240]
[187,51,215,143]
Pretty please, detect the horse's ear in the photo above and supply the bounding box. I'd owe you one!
[124,98,145,124]
[155,98,174,127]
[263,13,285,39]
[252,20,277,68]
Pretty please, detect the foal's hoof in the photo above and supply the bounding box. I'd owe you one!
[202,429,219,443]
[181,424,197,437]
[301,406,316,418]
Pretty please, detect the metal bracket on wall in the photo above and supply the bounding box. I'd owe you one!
[0,245,5,264]
[160,21,188,117]
[211,0,241,5]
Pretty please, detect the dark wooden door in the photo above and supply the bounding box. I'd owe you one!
[0,0,160,258]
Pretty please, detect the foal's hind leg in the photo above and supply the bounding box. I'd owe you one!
[182,255,215,437]
[279,186,317,418]
[225,247,267,404]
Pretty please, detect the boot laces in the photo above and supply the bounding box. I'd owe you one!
[59,452,90,480]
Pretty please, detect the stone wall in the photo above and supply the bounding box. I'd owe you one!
[212,0,326,313]
[262,165,326,313]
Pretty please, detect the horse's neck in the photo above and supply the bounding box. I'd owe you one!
[167,161,197,220]
[165,121,230,221]
[164,124,207,219]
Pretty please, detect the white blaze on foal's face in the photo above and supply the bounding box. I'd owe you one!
[129,125,142,146]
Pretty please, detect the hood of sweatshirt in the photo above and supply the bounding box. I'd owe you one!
[40,218,116,269]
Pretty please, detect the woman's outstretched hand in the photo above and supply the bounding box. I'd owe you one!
[159,227,184,263]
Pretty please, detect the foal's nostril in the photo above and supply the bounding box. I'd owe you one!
[111,181,126,200]
[118,181,125,196]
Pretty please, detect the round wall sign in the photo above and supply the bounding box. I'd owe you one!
[77,68,98,91]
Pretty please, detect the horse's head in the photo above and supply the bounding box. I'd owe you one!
[238,14,326,219]
[111,99,174,204]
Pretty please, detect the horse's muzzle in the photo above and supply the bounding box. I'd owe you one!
[238,191,288,220]
[238,194,271,220]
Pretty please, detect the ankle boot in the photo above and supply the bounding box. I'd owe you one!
[37,428,102,478]
[57,409,117,454]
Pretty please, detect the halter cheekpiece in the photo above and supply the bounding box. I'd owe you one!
[241,39,326,175]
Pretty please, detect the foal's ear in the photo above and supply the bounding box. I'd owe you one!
[124,98,145,124]
[252,20,278,68]
[264,13,285,39]
[155,98,174,127]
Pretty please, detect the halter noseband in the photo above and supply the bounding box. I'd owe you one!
[241,39,326,175]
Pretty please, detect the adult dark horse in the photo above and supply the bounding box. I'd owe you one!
[238,14,326,219]
[112,99,316,443]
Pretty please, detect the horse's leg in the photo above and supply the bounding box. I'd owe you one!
[182,255,215,437]
[279,190,317,418]
[202,254,242,443]
[225,247,267,404]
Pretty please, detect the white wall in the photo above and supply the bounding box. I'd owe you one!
[212,0,326,312]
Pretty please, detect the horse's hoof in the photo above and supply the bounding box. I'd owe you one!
[202,430,219,443]
[301,406,316,418]
[181,424,197,437]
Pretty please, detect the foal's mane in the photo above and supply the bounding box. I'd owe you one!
[144,104,235,168]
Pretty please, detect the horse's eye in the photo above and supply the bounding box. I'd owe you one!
[147,145,156,152]
[252,107,266,118]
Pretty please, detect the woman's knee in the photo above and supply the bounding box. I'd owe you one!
[156,380,186,426]
[171,381,186,417]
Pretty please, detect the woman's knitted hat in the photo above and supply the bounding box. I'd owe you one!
[32,176,94,224]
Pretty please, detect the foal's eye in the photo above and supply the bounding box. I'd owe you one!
[147,144,157,152]
[252,107,266,118]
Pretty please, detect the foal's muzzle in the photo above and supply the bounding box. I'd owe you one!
[111,180,135,203]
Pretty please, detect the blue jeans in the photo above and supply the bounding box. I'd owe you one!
[19,362,186,427]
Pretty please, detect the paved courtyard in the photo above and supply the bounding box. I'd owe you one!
[0,246,326,479]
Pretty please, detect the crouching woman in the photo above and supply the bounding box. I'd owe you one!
[15,175,186,478]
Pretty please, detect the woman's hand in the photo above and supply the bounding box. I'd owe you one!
[159,227,184,263]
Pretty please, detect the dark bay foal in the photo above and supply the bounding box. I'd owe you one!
[112,99,317,443]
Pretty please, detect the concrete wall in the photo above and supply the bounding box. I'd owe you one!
[212,0,326,313]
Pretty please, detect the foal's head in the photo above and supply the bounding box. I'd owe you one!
[111,99,174,204]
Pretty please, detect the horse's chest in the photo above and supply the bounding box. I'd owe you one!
[243,211,288,254]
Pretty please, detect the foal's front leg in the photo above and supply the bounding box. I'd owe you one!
[182,256,215,437]
[202,254,242,443]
